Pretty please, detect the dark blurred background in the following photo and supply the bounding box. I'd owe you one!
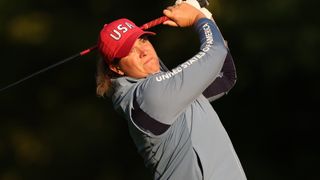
[0,0,319,179]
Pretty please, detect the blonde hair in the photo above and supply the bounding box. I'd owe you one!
[96,57,116,97]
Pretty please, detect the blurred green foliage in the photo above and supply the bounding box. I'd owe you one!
[1,0,319,180]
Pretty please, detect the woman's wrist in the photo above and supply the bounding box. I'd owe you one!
[194,12,206,25]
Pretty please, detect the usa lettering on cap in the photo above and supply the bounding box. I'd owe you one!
[110,22,135,40]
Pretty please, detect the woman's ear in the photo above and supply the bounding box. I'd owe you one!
[109,64,125,76]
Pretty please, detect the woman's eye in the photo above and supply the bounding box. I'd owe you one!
[140,38,147,43]
[130,47,137,54]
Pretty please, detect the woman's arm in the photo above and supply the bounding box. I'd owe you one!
[203,49,237,102]
[134,18,227,125]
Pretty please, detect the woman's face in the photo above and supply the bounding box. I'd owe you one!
[110,37,160,79]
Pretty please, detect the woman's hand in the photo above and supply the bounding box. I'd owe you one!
[163,3,206,27]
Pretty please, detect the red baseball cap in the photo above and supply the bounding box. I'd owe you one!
[98,18,155,64]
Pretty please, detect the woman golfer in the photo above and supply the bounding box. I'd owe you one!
[96,2,246,180]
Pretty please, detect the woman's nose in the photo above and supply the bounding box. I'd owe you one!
[138,46,148,58]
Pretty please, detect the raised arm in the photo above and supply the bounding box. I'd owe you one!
[203,49,237,102]
[133,4,227,126]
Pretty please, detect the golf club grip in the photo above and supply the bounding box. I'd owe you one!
[80,16,169,57]
[140,16,169,30]
[80,45,98,56]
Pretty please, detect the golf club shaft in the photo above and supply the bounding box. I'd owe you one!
[0,16,169,92]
